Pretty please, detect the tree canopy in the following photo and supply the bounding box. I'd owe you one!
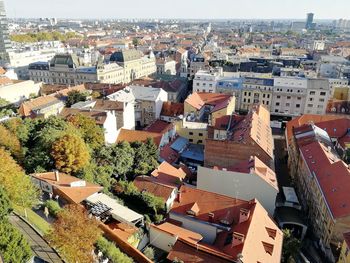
[66,114,104,150]
[0,187,12,221]
[0,221,32,263]
[10,31,81,43]
[66,90,88,107]
[282,229,301,263]
[46,205,102,263]
[0,148,39,208]
[51,134,90,173]
[0,124,23,160]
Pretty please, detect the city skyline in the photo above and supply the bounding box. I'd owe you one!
[5,0,350,20]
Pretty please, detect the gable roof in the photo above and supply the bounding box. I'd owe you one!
[151,161,186,187]
[60,108,108,125]
[144,120,174,134]
[286,114,346,146]
[160,101,184,117]
[31,172,103,204]
[133,176,176,201]
[299,141,350,219]
[116,128,162,147]
[185,92,232,111]
[19,96,63,117]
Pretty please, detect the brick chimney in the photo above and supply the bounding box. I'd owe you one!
[54,170,60,182]
[239,208,250,224]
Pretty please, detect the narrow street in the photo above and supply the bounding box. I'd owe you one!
[9,214,64,263]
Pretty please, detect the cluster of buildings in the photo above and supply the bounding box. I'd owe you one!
[1,0,350,261]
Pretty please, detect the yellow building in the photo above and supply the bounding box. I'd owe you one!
[178,92,235,144]
[338,232,350,263]
[333,86,350,100]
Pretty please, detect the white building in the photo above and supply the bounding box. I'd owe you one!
[0,80,42,105]
[272,77,308,116]
[304,79,330,115]
[193,69,222,93]
[156,58,176,75]
[197,156,278,215]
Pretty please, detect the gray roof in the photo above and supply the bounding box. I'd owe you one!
[110,49,143,63]
[50,54,80,68]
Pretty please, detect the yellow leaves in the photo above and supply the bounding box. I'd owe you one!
[51,134,90,173]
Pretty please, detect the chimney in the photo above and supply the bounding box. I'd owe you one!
[54,170,60,182]
[208,212,214,222]
[239,208,250,224]
[232,232,245,247]
[177,191,182,202]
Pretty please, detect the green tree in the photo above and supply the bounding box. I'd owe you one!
[0,148,39,208]
[0,124,23,160]
[131,139,159,175]
[46,205,102,263]
[0,187,12,220]
[143,247,155,261]
[76,162,114,191]
[51,134,90,173]
[96,142,135,179]
[44,200,62,217]
[96,237,133,263]
[282,229,301,263]
[66,114,104,150]
[132,38,139,47]
[23,116,69,172]
[0,221,32,263]
[66,90,88,107]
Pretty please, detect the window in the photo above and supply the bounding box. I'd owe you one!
[296,104,300,108]
[198,140,203,144]
[309,98,313,101]
[189,132,193,135]
[307,104,313,107]
[286,103,290,107]
[277,95,281,99]
[310,91,316,95]
[320,92,326,96]
[199,133,203,136]
[297,97,301,100]
[319,98,325,102]
[275,102,280,106]
[189,139,193,142]
[287,96,291,99]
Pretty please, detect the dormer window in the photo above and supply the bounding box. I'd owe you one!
[266,227,277,240]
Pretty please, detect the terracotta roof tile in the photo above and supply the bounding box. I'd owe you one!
[144,120,174,134]
[185,92,232,111]
[133,176,175,201]
[151,161,186,187]
[116,128,162,147]
[160,101,184,117]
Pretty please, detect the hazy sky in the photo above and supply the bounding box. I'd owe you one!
[4,0,350,20]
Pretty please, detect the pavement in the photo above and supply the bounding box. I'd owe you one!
[9,214,64,263]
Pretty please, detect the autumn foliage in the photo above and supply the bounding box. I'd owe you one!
[51,134,90,173]
[46,205,102,263]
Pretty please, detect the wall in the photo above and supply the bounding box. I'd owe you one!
[205,139,273,168]
[197,166,278,214]
[169,212,217,244]
[103,111,118,144]
[0,80,41,105]
[149,225,177,252]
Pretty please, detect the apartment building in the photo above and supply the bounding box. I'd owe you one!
[288,123,350,249]
[193,69,222,93]
[156,58,176,75]
[197,156,278,214]
[241,77,274,111]
[108,85,168,127]
[205,104,274,168]
[156,186,283,263]
[304,78,330,115]
[272,77,308,116]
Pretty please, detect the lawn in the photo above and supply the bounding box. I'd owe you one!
[13,205,51,235]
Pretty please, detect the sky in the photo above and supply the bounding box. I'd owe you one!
[4,0,350,20]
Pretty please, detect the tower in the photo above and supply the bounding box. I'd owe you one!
[306,13,314,29]
[180,57,188,78]
[0,0,11,63]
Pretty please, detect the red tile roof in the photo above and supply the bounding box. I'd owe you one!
[185,92,232,111]
[160,101,184,117]
[170,186,283,262]
[59,108,107,125]
[299,141,350,219]
[151,161,186,187]
[133,176,176,201]
[31,172,102,204]
[116,129,163,147]
[144,120,174,134]
[286,114,347,146]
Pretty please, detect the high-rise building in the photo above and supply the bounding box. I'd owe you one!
[306,12,314,29]
[0,0,11,63]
